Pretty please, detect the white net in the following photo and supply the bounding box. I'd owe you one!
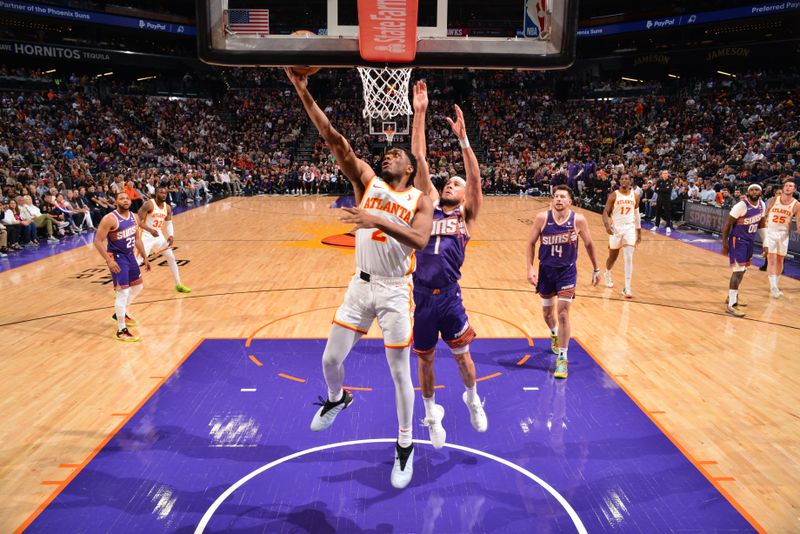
[357,66,413,121]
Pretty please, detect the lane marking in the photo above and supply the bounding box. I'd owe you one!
[277,373,305,383]
[523,387,540,391]
[476,372,502,382]
[516,354,531,365]
[248,355,263,366]
[240,388,257,392]
[194,438,587,534]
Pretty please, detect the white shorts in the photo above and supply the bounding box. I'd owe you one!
[333,274,414,348]
[763,231,789,256]
[609,225,637,250]
[141,232,170,258]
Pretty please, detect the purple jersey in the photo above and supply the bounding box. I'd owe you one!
[107,210,138,256]
[413,203,469,288]
[539,210,579,268]
[731,199,764,242]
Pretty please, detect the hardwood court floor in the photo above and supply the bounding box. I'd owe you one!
[1,196,798,532]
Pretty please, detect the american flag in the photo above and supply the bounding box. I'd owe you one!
[228,9,270,34]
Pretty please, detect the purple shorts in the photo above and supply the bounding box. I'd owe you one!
[109,251,142,289]
[537,264,577,299]
[412,283,475,353]
[728,235,754,266]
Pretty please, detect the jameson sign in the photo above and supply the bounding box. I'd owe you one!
[683,200,800,254]
[0,40,185,67]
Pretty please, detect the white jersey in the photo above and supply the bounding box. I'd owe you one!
[766,197,797,235]
[355,177,424,278]
[612,190,637,228]
[144,201,169,236]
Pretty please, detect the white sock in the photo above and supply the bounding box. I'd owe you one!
[115,288,129,330]
[558,347,568,360]
[328,388,343,403]
[550,327,557,337]
[423,395,436,418]
[127,283,143,307]
[398,427,413,448]
[768,275,778,290]
[465,384,478,404]
[728,289,738,307]
[163,249,181,285]
[623,246,634,289]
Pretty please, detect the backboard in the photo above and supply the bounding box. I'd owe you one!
[196,0,577,70]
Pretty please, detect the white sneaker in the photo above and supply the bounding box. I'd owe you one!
[391,442,414,489]
[650,226,657,232]
[462,391,488,432]
[47,236,60,243]
[422,404,446,449]
[770,288,784,299]
[665,227,672,235]
[604,270,614,288]
[310,390,353,431]
[622,287,634,299]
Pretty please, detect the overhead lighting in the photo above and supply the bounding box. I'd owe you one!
[136,75,157,81]
[717,70,736,77]
[621,76,642,83]
[96,71,113,78]
[668,73,680,79]
[44,69,56,74]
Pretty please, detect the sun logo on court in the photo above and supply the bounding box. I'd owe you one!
[279,222,355,253]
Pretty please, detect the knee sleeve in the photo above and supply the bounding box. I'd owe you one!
[451,344,470,356]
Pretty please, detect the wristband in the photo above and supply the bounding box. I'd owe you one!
[593,269,601,273]
[165,220,174,238]
[459,138,470,149]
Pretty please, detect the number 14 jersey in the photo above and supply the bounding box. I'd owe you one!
[539,210,579,268]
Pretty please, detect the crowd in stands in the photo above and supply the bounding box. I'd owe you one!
[1,64,799,256]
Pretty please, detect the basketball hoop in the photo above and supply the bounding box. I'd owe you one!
[357,66,413,120]
[382,123,396,146]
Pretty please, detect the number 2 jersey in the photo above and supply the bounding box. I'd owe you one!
[356,177,425,277]
[414,202,470,288]
[539,210,579,268]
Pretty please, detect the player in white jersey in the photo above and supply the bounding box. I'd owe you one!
[137,187,191,294]
[762,179,799,298]
[286,68,434,489]
[601,174,641,298]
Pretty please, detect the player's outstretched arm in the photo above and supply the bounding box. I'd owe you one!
[339,195,434,250]
[576,213,600,286]
[448,104,483,223]
[411,80,437,202]
[526,211,547,287]
[137,200,158,237]
[94,214,119,273]
[601,192,616,235]
[285,68,372,200]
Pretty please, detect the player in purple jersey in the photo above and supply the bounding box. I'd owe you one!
[93,191,150,342]
[721,183,765,318]
[410,80,486,448]
[527,185,600,379]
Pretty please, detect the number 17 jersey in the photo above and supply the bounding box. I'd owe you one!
[539,210,578,268]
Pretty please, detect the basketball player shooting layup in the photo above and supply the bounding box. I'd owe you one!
[527,185,600,379]
[410,80,487,450]
[602,173,641,299]
[285,68,434,489]
[137,186,191,294]
[93,191,151,342]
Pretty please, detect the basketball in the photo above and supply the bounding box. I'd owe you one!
[290,30,321,76]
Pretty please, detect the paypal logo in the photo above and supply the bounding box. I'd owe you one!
[139,19,145,28]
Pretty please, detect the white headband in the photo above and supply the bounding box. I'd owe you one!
[448,176,466,186]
